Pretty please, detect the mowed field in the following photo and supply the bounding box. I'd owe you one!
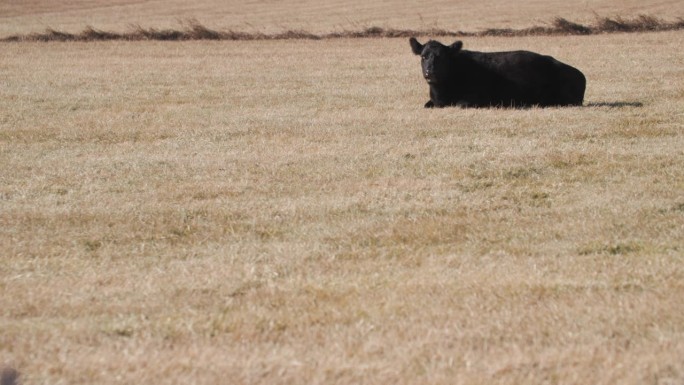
[2,1,684,385]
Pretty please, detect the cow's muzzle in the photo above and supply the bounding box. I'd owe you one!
[424,72,437,83]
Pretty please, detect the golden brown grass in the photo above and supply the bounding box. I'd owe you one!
[2,0,684,37]
[1,5,684,385]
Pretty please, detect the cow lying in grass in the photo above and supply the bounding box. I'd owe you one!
[409,38,586,108]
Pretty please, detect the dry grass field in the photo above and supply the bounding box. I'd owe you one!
[2,1,684,385]
[2,0,684,37]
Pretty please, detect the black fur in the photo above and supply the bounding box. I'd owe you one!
[409,38,586,108]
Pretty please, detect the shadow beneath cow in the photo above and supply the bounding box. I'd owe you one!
[584,101,644,108]
[422,101,644,109]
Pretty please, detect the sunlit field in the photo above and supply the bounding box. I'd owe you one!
[2,0,684,36]
[1,2,684,385]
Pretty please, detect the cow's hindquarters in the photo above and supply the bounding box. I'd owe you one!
[554,63,586,106]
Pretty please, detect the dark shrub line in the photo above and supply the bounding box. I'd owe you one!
[2,16,683,42]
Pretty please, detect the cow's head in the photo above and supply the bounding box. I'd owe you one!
[409,38,463,84]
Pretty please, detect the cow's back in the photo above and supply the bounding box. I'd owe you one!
[468,50,585,106]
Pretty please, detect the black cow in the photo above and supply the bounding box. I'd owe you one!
[409,38,586,108]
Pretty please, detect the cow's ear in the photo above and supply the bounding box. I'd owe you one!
[450,41,463,52]
[409,37,423,55]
